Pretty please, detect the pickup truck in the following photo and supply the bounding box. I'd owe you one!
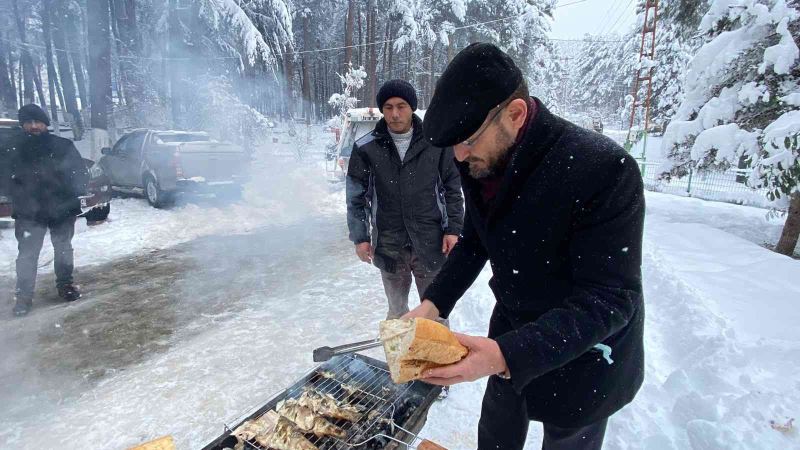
[99,129,249,208]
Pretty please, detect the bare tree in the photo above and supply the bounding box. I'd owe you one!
[41,0,60,131]
[87,0,112,129]
[51,0,84,137]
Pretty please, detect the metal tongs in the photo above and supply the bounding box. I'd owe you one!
[312,337,382,362]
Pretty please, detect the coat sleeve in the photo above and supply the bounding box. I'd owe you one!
[345,143,371,244]
[422,204,488,317]
[494,154,645,394]
[66,142,89,197]
[441,147,464,235]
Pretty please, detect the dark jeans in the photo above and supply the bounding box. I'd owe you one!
[15,217,76,299]
[478,375,608,450]
[380,247,439,320]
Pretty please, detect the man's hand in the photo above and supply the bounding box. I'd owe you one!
[355,242,373,263]
[402,299,440,321]
[442,234,459,255]
[420,333,508,386]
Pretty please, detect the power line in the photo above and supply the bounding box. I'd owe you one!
[604,0,636,36]
[594,0,627,35]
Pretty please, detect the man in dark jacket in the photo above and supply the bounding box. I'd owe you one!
[405,43,645,449]
[346,80,464,320]
[7,104,88,316]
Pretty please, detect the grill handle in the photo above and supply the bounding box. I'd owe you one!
[312,337,382,362]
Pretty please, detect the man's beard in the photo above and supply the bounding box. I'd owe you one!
[467,127,515,179]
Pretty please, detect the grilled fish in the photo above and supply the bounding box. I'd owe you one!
[277,399,346,438]
[232,410,319,450]
[232,410,280,447]
[297,390,363,422]
[270,416,320,450]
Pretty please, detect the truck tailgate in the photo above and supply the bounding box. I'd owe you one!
[176,142,248,182]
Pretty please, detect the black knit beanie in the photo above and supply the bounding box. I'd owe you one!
[377,79,418,111]
[18,104,51,126]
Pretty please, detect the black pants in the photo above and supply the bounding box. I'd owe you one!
[478,375,608,450]
[14,217,76,299]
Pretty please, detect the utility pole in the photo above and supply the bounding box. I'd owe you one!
[624,0,659,164]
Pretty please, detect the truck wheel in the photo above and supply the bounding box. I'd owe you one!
[144,175,173,208]
[85,204,110,225]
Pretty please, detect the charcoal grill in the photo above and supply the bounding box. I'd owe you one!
[202,354,442,450]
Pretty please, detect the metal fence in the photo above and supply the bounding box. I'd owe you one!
[636,160,778,209]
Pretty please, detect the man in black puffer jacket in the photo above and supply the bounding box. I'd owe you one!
[6,104,88,316]
[346,80,464,320]
[405,43,645,450]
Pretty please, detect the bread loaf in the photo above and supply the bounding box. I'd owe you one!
[126,436,175,450]
[379,318,468,383]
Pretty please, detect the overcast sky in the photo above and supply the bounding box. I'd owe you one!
[549,0,637,39]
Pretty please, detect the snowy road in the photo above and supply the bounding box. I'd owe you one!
[1,154,798,449]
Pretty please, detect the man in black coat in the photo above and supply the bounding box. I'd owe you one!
[7,104,88,316]
[346,80,464,320]
[405,44,645,449]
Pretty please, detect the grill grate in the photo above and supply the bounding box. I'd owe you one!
[208,354,437,450]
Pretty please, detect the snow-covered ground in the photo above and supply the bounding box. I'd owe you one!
[1,141,798,449]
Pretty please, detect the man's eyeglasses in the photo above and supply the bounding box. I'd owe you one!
[460,101,510,147]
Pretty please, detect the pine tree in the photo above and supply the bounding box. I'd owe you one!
[661,0,800,255]
[573,33,635,121]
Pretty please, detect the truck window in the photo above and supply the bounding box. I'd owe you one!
[124,132,147,156]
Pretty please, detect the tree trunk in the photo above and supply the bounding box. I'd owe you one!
[11,0,40,107]
[0,36,17,111]
[167,0,181,126]
[345,0,355,68]
[447,34,454,63]
[283,47,295,120]
[42,0,61,133]
[427,42,436,108]
[88,0,113,130]
[53,0,84,137]
[387,23,393,80]
[9,53,17,107]
[776,192,800,256]
[357,3,363,69]
[33,64,48,111]
[367,0,377,106]
[18,60,24,107]
[111,0,141,111]
[301,14,312,123]
[65,5,89,109]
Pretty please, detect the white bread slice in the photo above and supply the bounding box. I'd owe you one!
[126,436,175,450]
[379,318,469,383]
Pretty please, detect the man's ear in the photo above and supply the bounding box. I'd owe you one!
[505,99,528,130]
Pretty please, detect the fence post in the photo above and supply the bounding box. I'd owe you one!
[687,167,693,195]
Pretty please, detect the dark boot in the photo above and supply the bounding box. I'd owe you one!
[13,296,32,317]
[58,284,81,302]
